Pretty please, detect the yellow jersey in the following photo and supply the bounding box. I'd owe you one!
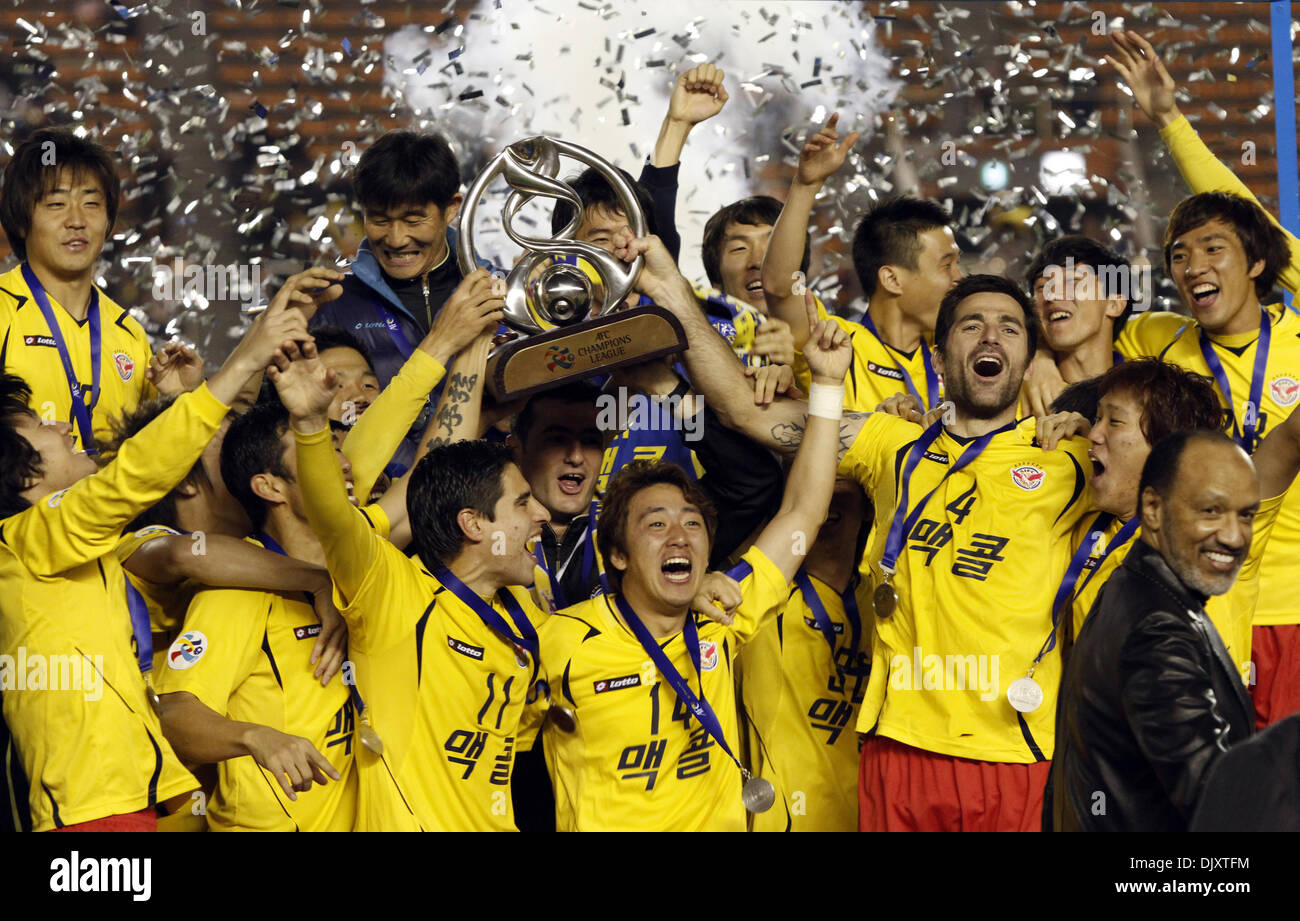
[115,525,197,673]
[539,546,791,832]
[740,571,871,832]
[793,299,942,413]
[1116,305,1300,627]
[155,577,358,832]
[0,264,156,452]
[1067,494,1284,683]
[343,348,444,500]
[0,383,228,830]
[840,413,1093,763]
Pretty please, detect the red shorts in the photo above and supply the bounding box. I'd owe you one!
[1250,624,1300,729]
[49,808,157,832]
[859,734,1051,832]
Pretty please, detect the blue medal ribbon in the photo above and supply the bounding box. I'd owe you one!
[614,593,746,774]
[373,302,415,359]
[124,574,153,675]
[21,263,102,455]
[879,421,997,575]
[859,311,939,411]
[1037,513,1140,664]
[532,519,599,610]
[430,564,539,663]
[1198,309,1271,452]
[794,571,869,677]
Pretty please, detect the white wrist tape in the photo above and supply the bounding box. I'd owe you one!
[807,382,845,420]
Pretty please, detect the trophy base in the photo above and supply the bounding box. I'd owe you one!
[487,305,687,401]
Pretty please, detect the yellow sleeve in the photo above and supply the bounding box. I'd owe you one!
[343,349,446,498]
[0,383,229,576]
[725,545,796,647]
[154,588,266,714]
[1113,310,1193,361]
[295,424,380,610]
[835,412,912,499]
[1160,115,1300,295]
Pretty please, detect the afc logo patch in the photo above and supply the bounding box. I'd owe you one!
[113,351,135,382]
[1270,376,1299,407]
[168,631,208,669]
[698,640,719,672]
[1010,465,1045,491]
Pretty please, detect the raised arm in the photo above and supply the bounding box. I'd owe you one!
[749,313,853,581]
[269,340,377,607]
[652,63,728,168]
[762,113,860,349]
[1107,30,1300,294]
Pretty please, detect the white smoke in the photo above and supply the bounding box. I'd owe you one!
[382,0,901,283]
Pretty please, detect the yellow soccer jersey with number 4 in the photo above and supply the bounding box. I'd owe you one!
[155,578,358,832]
[841,414,1093,763]
[740,573,872,832]
[539,546,791,832]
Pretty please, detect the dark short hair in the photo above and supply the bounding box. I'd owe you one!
[1026,234,1134,332]
[352,130,461,214]
[511,379,603,446]
[851,197,952,300]
[104,397,213,533]
[408,440,516,566]
[1050,378,1101,420]
[1163,192,1290,300]
[701,196,809,289]
[1139,429,1240,507]
[0,374,41,520]
[0,129,120,261]
[549,166,658,238]
[933,274,1039,358]
[596,459,717,593]
[311,324,374,371]
[220,403,293,531]
[1095,358,1224,449]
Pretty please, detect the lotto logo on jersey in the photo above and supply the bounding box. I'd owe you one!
[1270,377,1299,407]
[293,624,322,641]
[113,351,135,382]
[866,361,904,382]
[593,673,642,694]
[447,636,485,660]
[1010,465,1045,491]
[22,335,56,348]
[699,640,719,672]
[168,631,207,669]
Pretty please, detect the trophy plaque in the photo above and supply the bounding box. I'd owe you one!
[456,136,687,401]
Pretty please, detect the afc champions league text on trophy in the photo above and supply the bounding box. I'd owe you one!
[456,136,688,400]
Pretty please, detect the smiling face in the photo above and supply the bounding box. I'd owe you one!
[896,226,962,330]
[25,168,108,283]
[1142,439,1258,597]
[364,198,460,279]
[1088,389,1151,520]
[516,398,603,526]
[935,291,1031,420]
[481,463,551,586]
[1034,262,1126,353]
[1168,219,1265,336]
[717,220,774,310]
[609,482,712,613]
[11,413,98,502]
[317,346,379,422]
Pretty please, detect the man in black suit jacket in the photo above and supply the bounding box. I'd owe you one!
[1048,430,1260,831]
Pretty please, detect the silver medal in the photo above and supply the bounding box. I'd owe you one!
[1006,676,1044,713]
[145,679,161,715]
[357,711,384,755]
[741,776,776,813]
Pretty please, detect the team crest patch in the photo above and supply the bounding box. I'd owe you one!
[168,631,207,670]
[698,640,719,672]
[293,624,322,641]
[113,351,135,382]
[1271,377,1299,407]
[1011,465,1045,490]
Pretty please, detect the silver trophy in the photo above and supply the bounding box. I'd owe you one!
[457,137,686,400]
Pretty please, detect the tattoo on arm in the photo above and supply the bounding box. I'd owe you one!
[431,370,478,446]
